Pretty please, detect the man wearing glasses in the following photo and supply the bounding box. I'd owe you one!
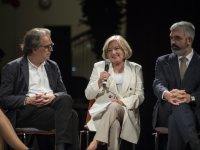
[0,28,79,150]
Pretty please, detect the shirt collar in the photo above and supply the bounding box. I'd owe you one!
[178,49,194,62]
[27,57,46,69]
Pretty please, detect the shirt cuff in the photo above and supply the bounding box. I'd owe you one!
[162,90,168,101]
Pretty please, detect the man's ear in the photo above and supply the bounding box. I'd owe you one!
[32,48,38,53]
[187,37,193,46]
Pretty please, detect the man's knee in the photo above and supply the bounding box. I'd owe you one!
[72,109,78,119]
[56,94,73,106]
[71,109,79,129]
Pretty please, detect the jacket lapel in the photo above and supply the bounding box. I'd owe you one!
[169,53,181,87]
[108,66,119,95]
[44,61,54,90]
[21,57,29,86]
[121,61,131,95]
[181,51,198,86]
[108,61,131,96]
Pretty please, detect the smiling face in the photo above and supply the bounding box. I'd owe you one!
[106,40,125,65]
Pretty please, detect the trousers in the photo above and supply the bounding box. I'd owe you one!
[94,102,124,150]
[16,95,79,150]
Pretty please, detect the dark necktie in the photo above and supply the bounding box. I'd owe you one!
[179,57,188,80]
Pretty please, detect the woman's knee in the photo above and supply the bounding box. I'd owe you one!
[108,103,124,113]
[111,120,120,129]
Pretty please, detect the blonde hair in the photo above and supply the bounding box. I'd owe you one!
[102,35,132,60]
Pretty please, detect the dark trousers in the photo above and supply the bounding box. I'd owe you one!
[156,102,200,150]
[16,95,79,150]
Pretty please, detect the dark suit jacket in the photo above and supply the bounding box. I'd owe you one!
[152,51,200,128]
[0,56,69,126]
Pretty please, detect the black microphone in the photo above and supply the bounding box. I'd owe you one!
[102,59,110,89]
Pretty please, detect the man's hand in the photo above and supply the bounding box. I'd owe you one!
[41,94,55,106]
[25,93,55,107]
[164,89,191,105]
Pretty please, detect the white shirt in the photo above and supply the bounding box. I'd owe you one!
[113,72,124,92]
[26,58,53,97]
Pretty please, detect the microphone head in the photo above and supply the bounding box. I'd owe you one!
[104,59,110,72]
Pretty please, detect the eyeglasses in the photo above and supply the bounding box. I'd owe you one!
[39,43,54,50]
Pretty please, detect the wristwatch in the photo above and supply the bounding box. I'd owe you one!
[191,96,195,102]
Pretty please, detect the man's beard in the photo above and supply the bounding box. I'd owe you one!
[171,44,181,51]
[171,44,188,56]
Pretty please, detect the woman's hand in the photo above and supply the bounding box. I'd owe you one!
[99,71,110,81]
[112,99,125,106]
[98,71,110,88]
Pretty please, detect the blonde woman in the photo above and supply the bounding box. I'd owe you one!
[85,35,144,150]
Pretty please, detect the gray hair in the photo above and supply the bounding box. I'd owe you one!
[21,28,51,56]
[170,21,195,41]
[102,35,132,60]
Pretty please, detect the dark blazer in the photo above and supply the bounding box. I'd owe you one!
[0,56,68,126]
[152,51,200,128]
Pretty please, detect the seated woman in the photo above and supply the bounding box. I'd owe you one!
[85,35,144,150]
[0,109,29,150]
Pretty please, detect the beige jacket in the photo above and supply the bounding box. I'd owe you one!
[85,60,144,144]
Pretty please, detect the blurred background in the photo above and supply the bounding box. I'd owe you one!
[0,0,200,149]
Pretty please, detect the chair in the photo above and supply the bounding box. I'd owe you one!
[152,127,168,150]
[79,99,95,149]
[153,127,200,150]
[65,76,89,131]
[0,107,56,149]
[16,127,56,148]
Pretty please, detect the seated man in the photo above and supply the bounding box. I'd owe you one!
[153,21,200,150]
[0,28,79,150]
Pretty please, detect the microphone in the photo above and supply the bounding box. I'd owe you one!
[102,59,110,89]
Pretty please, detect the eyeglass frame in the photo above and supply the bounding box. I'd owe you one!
[38,43,54,51]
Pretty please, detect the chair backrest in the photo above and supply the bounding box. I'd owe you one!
[85,99,95,124]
